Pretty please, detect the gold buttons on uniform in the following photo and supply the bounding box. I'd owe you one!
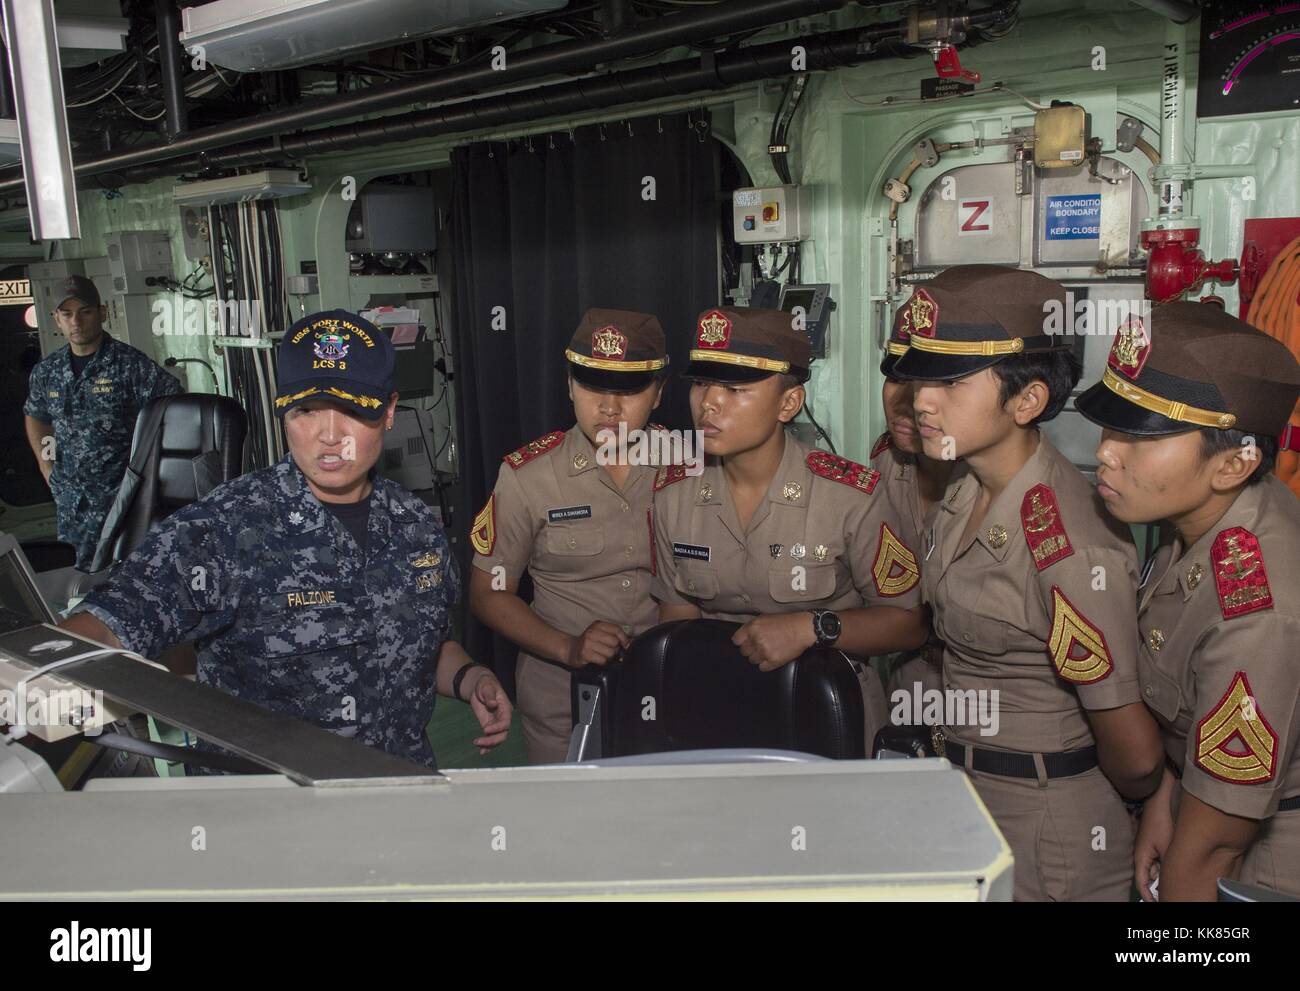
[782,482,802,502]
[687,581,696,592]
[1147,629,1166,652]
[625,545,633,555]
[1187,564,1203,590]
[813,544,828,562]
[573,453,589,470]
[1144,685,1153,698]
[987,525,1008,548]
[698,484,712,502]
[568,537,577,549]
[621,578,631,589]
[962,633,973,643]
[791,544,806,559]
[741,593,751,604]
[621,503,629,512]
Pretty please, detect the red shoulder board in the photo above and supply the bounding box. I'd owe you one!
[654,464,690,492]
[807,451,880,494]
[1212,527,1273,620]
[648,422,666,432]
[1021,483,1073,571]
[869,431,893,460]
[503,430,564,470]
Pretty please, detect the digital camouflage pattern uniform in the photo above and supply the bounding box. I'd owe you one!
[24,331,183,568]
[76,454,458,768]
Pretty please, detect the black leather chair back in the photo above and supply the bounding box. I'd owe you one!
[572,619,867,760]
[104,394,247,565]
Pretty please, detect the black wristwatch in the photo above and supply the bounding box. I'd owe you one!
[811,609,842,647]
[452,661,488,702]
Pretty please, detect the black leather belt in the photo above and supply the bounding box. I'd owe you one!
[1279,795,1300,813]
[934,730,1098,780]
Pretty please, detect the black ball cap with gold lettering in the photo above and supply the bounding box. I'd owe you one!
[565,307,668,393]
[683,306,811,384]
[1076,301,1300,440]
[274,309,395,421]
[891,265,1071,382]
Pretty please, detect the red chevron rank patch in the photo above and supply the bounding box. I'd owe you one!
[471,495,496,556]
[872,523,920,597]
[1195,671,1277,784]
[1047,586,1113,684]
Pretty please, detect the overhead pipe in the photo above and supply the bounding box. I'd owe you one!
[0,0,858,195]
[155,0,188,138]
[107,4,1013,180]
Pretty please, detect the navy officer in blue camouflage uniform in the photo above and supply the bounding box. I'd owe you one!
[24,275,184,570]
[59,309,511,769]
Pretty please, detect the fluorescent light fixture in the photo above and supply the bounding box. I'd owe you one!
[178,0,566,72]
[172,169,312,207]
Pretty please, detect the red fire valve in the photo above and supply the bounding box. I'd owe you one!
[1238,241,1263,308]
[1141,228,1239,303]
[934,46,980,83]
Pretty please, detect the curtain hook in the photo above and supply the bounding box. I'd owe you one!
[626,120,633,137]
[599,123,606,142]
[657,116,663,134]
[548,133,555,150]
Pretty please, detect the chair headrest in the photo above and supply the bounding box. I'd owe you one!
[578,619,866,760]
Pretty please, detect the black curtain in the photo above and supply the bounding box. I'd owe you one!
[447,110,720,686]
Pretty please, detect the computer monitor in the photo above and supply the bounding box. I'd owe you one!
[0,533,57,634]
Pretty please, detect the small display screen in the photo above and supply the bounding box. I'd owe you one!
[781,288,818,315]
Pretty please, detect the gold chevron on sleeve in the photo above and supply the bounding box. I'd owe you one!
[470,495,496,557]
[1195,672,1277,784]
[871,523,920,597]
[1047,586,1113,685]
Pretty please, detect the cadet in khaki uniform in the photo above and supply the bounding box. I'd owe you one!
[651,307,930,749]
[470,309,669,763]
[872,285,960,698]
[1077,302,1300,900]
[893,265,1164,901]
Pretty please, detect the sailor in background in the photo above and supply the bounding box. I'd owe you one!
[470,309,670,764]
[651,306,929,752]
[23,275,183,570]
[892,265,1164,901]
[871,279,960,699]
[1078,302,1300,900]
[60,310,511,770]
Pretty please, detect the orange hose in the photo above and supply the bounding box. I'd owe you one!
[1245,234,1300,496]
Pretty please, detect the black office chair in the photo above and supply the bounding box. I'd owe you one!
[569,619,884,762]
[92,393,247,571]
[32,393,247,610]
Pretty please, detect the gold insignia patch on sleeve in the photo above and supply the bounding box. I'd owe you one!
[871,523,920,597]
[1047,586,1113,684]
[1195,671,1277,784]
[471,495,496,556]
